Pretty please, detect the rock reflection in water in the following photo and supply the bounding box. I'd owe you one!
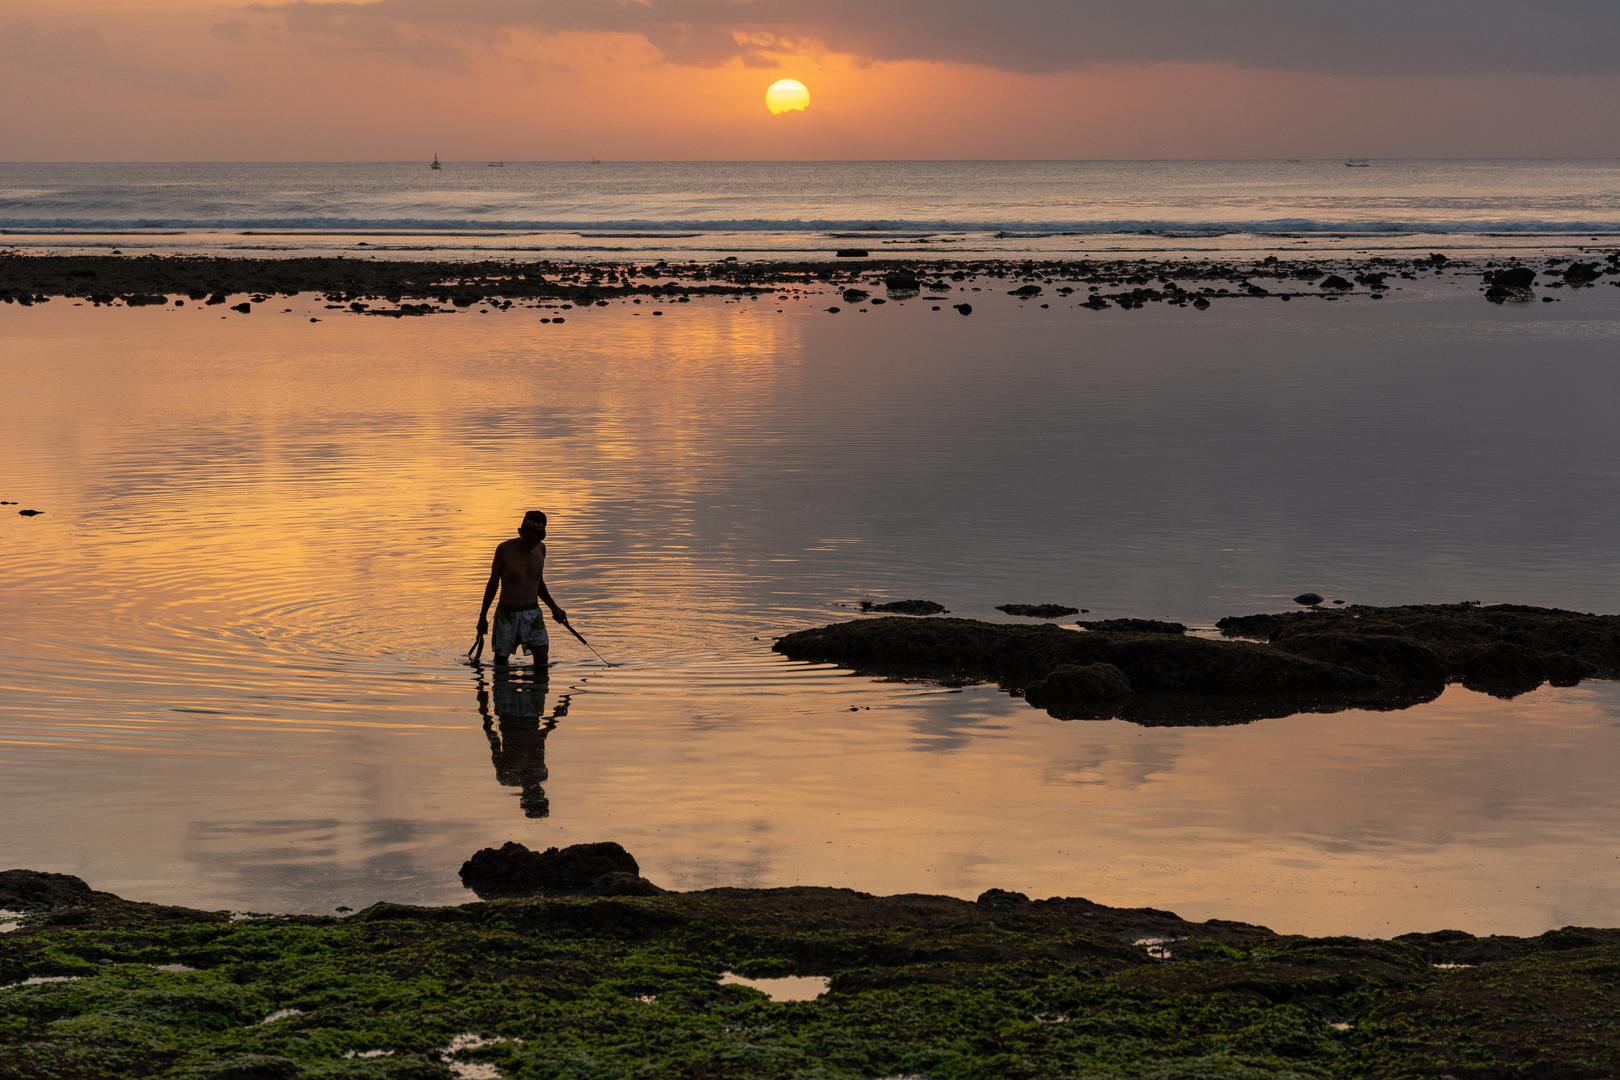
[477,670,569,818]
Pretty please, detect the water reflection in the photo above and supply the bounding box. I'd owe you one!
[477,669,569,818]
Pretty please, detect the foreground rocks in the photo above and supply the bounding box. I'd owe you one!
[1,866,1616,1079]
[774,603,1620,723]
[458,841,660,898]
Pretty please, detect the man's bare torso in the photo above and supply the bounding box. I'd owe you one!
[495,538,546,606]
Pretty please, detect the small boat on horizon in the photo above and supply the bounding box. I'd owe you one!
[488,161,505,167]
[430,154,441,170]
[1345,158,1370,167]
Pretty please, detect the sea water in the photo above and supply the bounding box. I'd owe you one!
[2,162,1620,936]
[2,159,1618,262]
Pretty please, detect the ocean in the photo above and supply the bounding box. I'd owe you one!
[3,158,1619,262]
[2,160,1619,936]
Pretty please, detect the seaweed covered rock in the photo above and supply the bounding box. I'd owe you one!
[1023,662,1133,715]
[1217,602,1618,697]
[1078,618,1185,635]
[1270,632,1447,685]
[862,599,947,615]
[774,617,1382,704]
[459,841,645,898]
[997,603,1079,619]
[0,869,96,910]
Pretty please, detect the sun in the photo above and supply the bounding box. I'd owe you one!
[765,79,810,114]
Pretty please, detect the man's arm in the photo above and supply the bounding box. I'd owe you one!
[534,545,568,624]
[477,547,504,634]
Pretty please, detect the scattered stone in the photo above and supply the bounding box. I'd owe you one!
[826,306,841,313]
[459,841,644,898]
[230,302,252,313]
[1563,262,1602,285]
[953,303,972,315]
[835,249,869,258]
[842,288,870,303]
[1191,297,1210,309]
[1009,284,1042,297]
[1484,266,1537,303]
[1318,275,1353,290]
[997,604,1080,619]
[1294,593,1324,607]
[17,509,42,516]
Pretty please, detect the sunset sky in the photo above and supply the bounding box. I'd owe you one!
[3,0,1618,161]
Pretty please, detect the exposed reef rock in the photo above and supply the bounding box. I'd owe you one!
[775,602,1620,723]
[1219,603,1619,697]
[1077,618,1186,635]
[996,603,1079,619]
[458,841,653,899]
[861,599,947,615]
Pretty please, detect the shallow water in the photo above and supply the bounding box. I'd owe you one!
[3,282,1619,935]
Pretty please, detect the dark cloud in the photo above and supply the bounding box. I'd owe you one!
[249,0,1620,76]
[0,21,234,98]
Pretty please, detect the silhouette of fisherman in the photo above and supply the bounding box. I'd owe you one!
[478,671,568,818]
[477,510,569,669]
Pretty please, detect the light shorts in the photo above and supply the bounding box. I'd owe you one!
[492,603,550,657]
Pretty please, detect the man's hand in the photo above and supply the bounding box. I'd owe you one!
[477,615,489,635]
[552,607,569,624]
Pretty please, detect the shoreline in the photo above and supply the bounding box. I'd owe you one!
[2,863,1616,1078]
[3,249,1617,316]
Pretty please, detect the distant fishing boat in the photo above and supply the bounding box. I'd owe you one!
[589,157,601,165]
[488,161,505,167]
[430,154,441,170]
[1345,158,1370,167]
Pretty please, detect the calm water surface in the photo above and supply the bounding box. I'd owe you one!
[3,281,1619,935]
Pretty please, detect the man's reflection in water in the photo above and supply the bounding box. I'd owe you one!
[477,669,569,818]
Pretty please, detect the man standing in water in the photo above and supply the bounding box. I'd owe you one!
[477,510,569,668]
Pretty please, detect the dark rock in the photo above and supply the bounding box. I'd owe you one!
[1078,619,1186,635]
[206,293,228,305]
[1355,273,1389,288]
[1271,632,1447,684]
[842,288,870,303]
[1427,252,1450,266]
[17,509,42,516]
[835,249,869,258]
[1450,641,1553,697]
[1487,266,1537,289]
[591,871,664,896]
[124,293,167,306]
[1009,284,1042,297]
[231,302,252,313]
[0,869,95,910]
[865,599,948,616]
[1023,663,1133,713]
[1294,593,1324,607]
[1191,297,1210,309]
[459,841,640,898]
[826,306,841,313]
[884,272,921,294]
[774,617,1381,705]
[975,888,1030,908]
[1318,275,1353,290]
[953,303,972,315]
[997,604,1080,619]
[1563,262,1602,285]
[869,297,886,305]
[1294,267,1324,280]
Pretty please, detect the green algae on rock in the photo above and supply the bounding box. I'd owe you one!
[2,868,1617,1080]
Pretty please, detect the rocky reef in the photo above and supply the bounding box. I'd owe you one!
[773,603,1620,723]
[1,865,1616,1079]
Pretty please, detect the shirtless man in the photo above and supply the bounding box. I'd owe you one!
[477,510,569,667]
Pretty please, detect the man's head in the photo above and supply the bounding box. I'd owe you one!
[518,510,548,543]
